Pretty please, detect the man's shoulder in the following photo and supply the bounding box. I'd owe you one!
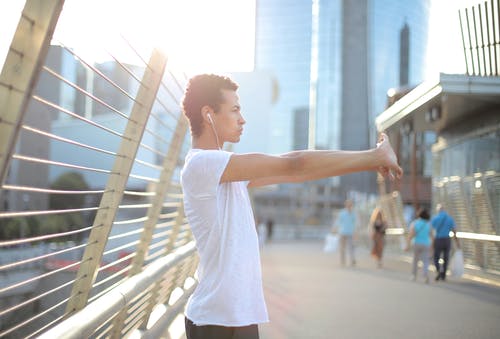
[184,149,231,168]
[181,150,232,190]
[431,213,442,222]
[444,212,455,225]
[439,211,454,222]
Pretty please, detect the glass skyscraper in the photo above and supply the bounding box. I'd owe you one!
[254,0,431,194]
[254,0,313,153]
[368,0,431,126]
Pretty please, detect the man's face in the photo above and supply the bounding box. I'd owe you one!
[214,89,246,143]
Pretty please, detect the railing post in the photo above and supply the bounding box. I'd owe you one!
[481,173,498,233]
[0,0,64,190]
[444,177,479,265]
[110,115,188,336]
[392,191,407,228]
[65,49,167,314]
[130,117,188,275]
[136,202,187,331]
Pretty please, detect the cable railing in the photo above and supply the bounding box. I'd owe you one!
[0,1,195,338]
[5,1,498,338]
[458,0,500,76]
[434,171,500,273]
[376,171,500,274]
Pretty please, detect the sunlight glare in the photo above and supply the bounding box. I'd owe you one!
[425,0,469,77]
[0,0,24,69]
[53,0,255,74]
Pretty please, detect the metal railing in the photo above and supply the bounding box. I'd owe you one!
[1,1,499,338]
[459,0,500,76]
[0,1,197,338]
[376,171,500,274]
[434,171,500,273]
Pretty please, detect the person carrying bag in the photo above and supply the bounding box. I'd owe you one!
[323,232,339,253]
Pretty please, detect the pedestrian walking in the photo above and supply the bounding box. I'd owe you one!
[369,207,387,268]
[266,218,274,242]
[406,207,433,283]
[180,73,403,339]
[256,218,267,248]
[431,204,460,281]
[334,199,357,267]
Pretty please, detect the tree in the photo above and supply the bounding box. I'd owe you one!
[43,172,90,242]
[49,172,89,209]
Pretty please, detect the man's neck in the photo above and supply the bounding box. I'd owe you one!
[192,136,221,150]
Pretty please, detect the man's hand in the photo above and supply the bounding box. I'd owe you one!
[375,132,403,181]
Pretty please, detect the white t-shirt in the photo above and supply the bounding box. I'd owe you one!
[180,149,269,326]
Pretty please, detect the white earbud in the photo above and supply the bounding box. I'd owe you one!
[206,113,221,150]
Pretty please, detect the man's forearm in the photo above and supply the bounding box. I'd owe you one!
[247,132,401,187]
[249,148,382,187]
[280,148,380,181]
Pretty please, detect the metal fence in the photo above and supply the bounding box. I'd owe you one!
[434,171,500,273]
[377,175,499,271]
[0,1,197,337]
[375,176,500,276]
[1,1,499,338]
[459,0,500,76]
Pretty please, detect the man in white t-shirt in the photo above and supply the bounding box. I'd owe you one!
[180,74,403,339]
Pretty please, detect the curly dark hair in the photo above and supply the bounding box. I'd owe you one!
[182,74,239,137]
[417,207,430,220]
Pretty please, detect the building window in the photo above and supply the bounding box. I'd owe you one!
[436,130,500,179]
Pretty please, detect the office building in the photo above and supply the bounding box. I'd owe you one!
[252,0,431,223]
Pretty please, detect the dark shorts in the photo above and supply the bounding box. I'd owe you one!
[185,317,259,339]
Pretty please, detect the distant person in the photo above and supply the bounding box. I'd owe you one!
[180,73,402,339]
[406,207,433,283]
[266,219,274,242]
[431,204,460,281]
[369,207,387,268]
[257,218,267,248]
[334,199,357,267]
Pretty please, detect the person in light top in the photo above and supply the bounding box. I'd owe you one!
[406,207,433,283]
[180,73,403,339]
[334,199,357,267]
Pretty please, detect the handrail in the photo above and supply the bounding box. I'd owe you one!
[385,227,405,235]
[456,231,500,242]
[384,228,500,242]
[141,282,197,339]
[37,241,196,339]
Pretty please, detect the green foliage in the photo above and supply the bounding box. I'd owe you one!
[39,213,84,242]
[46,171,90,242]
[0,217,40,241]
[49,172,89,209]
[0,172,91,242]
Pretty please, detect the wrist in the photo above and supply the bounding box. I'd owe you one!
[371,147,383,169]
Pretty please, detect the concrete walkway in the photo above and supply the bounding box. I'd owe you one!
[259,240,500,339]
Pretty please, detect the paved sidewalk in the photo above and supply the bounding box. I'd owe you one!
[259,240,500,339]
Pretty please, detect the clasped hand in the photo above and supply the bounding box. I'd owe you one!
[376,133,403,181]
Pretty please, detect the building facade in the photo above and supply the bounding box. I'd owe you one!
[376,73,500,271]
[252,0,431,224]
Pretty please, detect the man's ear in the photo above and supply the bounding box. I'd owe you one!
[201,105,213,123]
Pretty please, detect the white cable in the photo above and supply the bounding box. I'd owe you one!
[208,115,221,150]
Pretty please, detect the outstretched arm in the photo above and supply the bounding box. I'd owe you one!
[220,133,403,187]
